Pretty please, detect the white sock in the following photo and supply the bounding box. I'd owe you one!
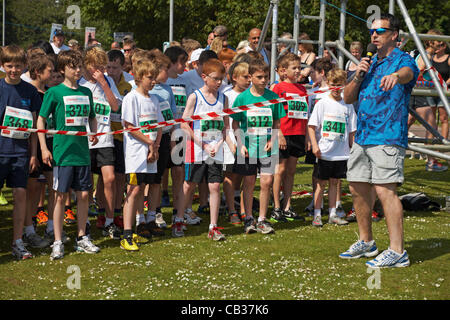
[46,220,54,233]
[336,201,341,208]
[24,225,35,236]
[314,209,322,219]
[15,238,24,247]
[174,216,184,223]
[146,211,156,223]
[258,216,265,222]
[136,213,146,225]
[329,207,337,218]
[105,217,114,227]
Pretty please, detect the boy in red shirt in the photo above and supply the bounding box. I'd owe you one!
[271,53,308,222]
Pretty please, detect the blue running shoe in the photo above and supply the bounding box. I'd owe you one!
[366,249,410,268]
[339,240,379,259]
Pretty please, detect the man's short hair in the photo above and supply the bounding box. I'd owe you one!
[107,49,125,66]
[213,25,228,37]
[123,39,136,48]
[377,13,400,33]
[198,50,218,66]
[1,44,27,65]
[164,46,188,64]
[277,52,301,69]
[57,49,83,73]
[182,39,202,55]
[249,59,269,75]
[202,58,226,76]
[311,57,334,74]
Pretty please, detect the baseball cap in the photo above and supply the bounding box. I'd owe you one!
[189,48,205,64]
[54,30,64,37]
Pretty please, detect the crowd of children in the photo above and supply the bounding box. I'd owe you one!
[0,32,368,261]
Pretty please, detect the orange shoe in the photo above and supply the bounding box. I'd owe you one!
[64,208,76,224]
[35,209,49,225]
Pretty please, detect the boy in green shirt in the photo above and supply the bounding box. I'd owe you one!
[37,50,100,260]
[231,60,286,234]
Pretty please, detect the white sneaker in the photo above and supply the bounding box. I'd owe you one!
[339,240,378,259]
[74,236,100,254]
[328,215,349,225]
[366,248,410,268]
[184,209,201,225]
[155,212,167,229]
[312,215,323,227]
[336,205,346,218]
[12,240,33,260]
[50,240,64,260]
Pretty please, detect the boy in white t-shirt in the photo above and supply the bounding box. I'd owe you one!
[120,59,163,251]
[79,47,123,239]
[307,69,356,227]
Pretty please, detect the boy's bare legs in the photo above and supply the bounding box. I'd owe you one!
[223,172,236,214]
[349,182,375,243]
[281,156,297,211]
[53,191,67,242]
[114,173,125,210]
[148,183,161,212]
[43,172,55,222]
[171,166,183,210]
[208,182,221,225]
[123,184,141,231]
[272,159,286,209]
[259,174,273,221]
[12,188,27,242]
[242,175,256,217]
[101,165,116,221]
[76,191,89,238]
[314,179,326,212]
[199,181,209,208]
[328,178,339,211]
[25,178,41,228]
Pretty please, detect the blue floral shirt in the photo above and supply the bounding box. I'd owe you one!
[355,48,419,148]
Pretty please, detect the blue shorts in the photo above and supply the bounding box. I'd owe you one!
[0,156,29,189]
[53,166,92,193]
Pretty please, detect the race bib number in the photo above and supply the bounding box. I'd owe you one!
[287,95,308,119]
[322,114,346,141]
[171,86,186,118]
[247,108,272,136]
[63,95,90,126]
[1,106,33,139]
[93,98,111,125]
[159,101,174,133]
[110,105,122,123]
[139,113,158,140]
[200,119,224,141]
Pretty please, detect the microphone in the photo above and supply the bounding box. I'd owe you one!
[358,43,377,78]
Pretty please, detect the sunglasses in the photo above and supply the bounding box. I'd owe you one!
[369,28,394,35]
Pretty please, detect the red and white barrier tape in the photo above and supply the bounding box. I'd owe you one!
[0,86,342,137]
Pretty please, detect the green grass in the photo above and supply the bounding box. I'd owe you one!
[0,158,449,300]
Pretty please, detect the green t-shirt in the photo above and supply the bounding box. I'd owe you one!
[230,88,286,158]
[39,83,95,166]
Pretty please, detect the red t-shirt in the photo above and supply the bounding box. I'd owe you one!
[272,82,308,136]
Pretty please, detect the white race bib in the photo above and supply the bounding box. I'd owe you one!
[171,86,187,118]
[287,94,308,119]
[321,113,347,141]
[159,101,174,133]
[93,98,111,125]
[63,95,90,126]
[1,106,33,139]
[139,113,158,141]
[247,108,273,136]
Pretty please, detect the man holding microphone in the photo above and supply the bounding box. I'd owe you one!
[340,13,419,268]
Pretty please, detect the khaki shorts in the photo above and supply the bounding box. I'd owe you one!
[347,143,405,185]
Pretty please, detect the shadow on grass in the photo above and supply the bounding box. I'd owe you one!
[405,238,450,264]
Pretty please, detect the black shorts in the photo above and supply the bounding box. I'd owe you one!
[90,147,115,174]
[126,173,152,186]
[233,157,276,176]
[304,150,316,165]
[53,165,92,193]
[147,133,171,184]
[313,159,347,180]
[410,96,430,109]
[168,136,184,168]
[184,163,223,184]
[280,135,306,159]
[113,139,125,174]
[29,138,53,178]
[0,156,29,189]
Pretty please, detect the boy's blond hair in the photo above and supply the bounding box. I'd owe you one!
[229,61,249,86]
[133,59,159,84]
[326,68,347,85]
[83,46,108,68]
[1,44,27,65]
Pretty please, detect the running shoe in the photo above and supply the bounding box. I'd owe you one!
[366,248,410,268]
[44,229,69,244]
[144,200,149,212]
[283,208,305,221]
[328,215,349,226]
[243,216,257,234]
[184,209,201,225]
[102,223,122,239]
[23,232,50,249]
[270,208,288,223]
[96,215,106,229]
[146,220,165,236]
[133,233,150,244]
[229,212,242,225]
[50,240,64,260]
[339,240,378,259]
[0,192,8,205]
[88,203,99,216]
[74,236,100,254]
[155,212,168,229]
[336,204,346,218]
[197,205,210,215]
[114,215,124,229]
[120,236,139,251]
[304,201,314,216]
[208,226,226,241]
[312,215,323,227]
[426,160,448,172]
[35,209,49,225]
[12,240,33,260]
[64,208,76,224]
[171,221,185,237]
[346,208,357,222]
[372,210,382,222]
[136,223,152,239]
[256,219,275,234]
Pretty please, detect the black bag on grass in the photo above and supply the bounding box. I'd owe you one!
[399,193,441,211]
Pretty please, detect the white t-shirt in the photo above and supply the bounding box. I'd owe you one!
[79,76,123,149]
[51,43,70,54]
[122,90,164,174]
[308,95,357,161]
[223,86,240,165]
[20,72,32,83]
